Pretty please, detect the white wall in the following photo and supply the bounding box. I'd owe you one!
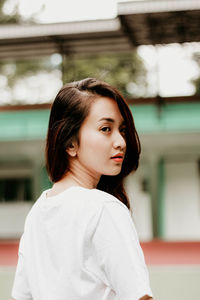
[164,160,200,240]
[0,203,32,238]
[0,159,199,241]
[125,169,153,241]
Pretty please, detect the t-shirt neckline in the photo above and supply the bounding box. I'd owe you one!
[45,185,95,200]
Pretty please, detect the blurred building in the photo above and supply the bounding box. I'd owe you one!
[0,96,200,241]
[1,96,200,300]
[0,1,200,299]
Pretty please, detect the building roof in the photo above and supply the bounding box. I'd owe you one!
[0,0,200,60]
[0,18,132,60]
[118,0,200,46]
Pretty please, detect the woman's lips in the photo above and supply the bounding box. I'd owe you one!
[111,157,123,163]
[111,153,124,163]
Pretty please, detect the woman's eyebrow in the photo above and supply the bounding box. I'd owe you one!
[98,117,114,123]
[98,118,125,125]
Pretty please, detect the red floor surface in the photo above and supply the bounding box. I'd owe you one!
[0,240,19,266]
[0,240,200,266]
[141,240,200,265]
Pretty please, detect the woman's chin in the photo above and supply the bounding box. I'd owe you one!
[103,168,122,176]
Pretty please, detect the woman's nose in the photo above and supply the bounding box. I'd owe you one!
[113,131,126,150]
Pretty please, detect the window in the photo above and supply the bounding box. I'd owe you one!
[0,177,32,202]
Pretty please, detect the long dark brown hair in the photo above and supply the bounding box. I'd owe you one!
[45,78,141,210]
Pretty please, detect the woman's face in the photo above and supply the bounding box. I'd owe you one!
[75,96,127,179]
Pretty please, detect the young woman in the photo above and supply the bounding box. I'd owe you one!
[12,78,153,300]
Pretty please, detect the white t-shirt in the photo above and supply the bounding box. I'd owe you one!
[12,186,153,300]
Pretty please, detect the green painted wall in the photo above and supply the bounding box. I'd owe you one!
[0,109,50,141]
[131,103,200,133]
[0,102,200,141]
[157,158,165,238]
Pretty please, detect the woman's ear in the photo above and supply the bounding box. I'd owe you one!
[66,142,78,157]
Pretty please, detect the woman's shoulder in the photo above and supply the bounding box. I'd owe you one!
[76,188,132,234]
[80,187,129,212]
[26,186,129,222]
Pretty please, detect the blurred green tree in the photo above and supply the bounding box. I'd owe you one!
[191,52,200,95]
[0,0,20,23]
[63,52,147,98]
[0,0,43,23]
[0,0,54,105]
[0,0,148,104]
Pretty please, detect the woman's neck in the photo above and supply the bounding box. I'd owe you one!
[64,158,100,189]
[49,158,100,197]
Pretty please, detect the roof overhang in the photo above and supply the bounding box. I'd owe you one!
[118,0,200,46]
[0,18,133,60]
[0,0,200,60]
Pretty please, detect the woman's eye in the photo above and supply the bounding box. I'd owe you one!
[101,127,111,133]
[120,127,127,135]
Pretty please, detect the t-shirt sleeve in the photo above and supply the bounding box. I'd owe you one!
[92,201,153,300]
[11,234,32,300]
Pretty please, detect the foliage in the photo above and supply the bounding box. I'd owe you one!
[191,52,200,95]
[0,58,54,88]
[0,0,49,84]
[0,0,40,24]
[0,0,54,105]
[63,52,148,98]
[0,0,21,23]
[0,0,148,104]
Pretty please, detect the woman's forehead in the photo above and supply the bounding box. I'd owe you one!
[88,96,124,122]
